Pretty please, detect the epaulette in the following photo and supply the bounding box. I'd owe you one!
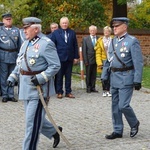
[41,36,51,42]
[128,35,135,40]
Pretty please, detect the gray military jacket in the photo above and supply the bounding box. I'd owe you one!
[101,33,143,88]
[8,32,60,100]
[0,26,21,63]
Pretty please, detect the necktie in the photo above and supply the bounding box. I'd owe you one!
[64,30,67,43]
[92,36,95,46]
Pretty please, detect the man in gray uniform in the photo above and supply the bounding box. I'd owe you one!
[101,17,143,139]
[0,21,4,96]
[19,28,26,44]
[0,13,21,102]
[7,17,62,149]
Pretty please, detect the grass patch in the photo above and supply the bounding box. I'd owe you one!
[142,66,150,89]
[73,65,150,89]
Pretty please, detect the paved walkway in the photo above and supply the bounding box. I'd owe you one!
[0,77,150,150]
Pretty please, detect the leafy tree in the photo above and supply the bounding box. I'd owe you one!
[99,0,113,23]
[113,0,127,18]
[0,0,39,27]
[0,0,107,32]
[78,0,107,29]
[128,0,150,29]
[0,0,149,30]
[40,0,107,31]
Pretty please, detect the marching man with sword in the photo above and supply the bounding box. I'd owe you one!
[7,17,64,149]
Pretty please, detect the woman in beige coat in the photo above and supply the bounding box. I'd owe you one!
[95,26,112,97]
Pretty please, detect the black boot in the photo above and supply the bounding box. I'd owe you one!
[130,121,140,137]
[2,98,8,103]
[105,132,122,139]
[53,126,63,148]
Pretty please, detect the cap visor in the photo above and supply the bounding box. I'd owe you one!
[23,24,31,28]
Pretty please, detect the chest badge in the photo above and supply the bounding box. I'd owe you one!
[15,36,18,40]
[120,48,123,52]
[121,53,125,58]
[29,58,36,65]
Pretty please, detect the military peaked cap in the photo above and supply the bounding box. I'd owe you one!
[22,17,42,28]
[2,13,12,18]
[111,17,129,27]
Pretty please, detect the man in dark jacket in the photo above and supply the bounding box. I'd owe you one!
[82,25,99,93]
[51,17,79,99]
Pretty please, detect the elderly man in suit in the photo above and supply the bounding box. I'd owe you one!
[82,25,99,93]
[7,17,62,149]
[101,17,143,139]
[51,17,79,99]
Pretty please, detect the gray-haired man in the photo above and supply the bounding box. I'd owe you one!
[7,17,62,149]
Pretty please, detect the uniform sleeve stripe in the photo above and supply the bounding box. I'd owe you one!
[41,72,48,82]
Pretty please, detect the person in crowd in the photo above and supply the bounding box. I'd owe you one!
[47,22,59,91]
[101,17,143,139]
[0,13,21,102]
[95,26,112,97]
[7,17,62,149]
[47,22,59,39]
[51,16,79,99]
[0,21,4,96]
[82,25,99,93]
[19,28,26,44]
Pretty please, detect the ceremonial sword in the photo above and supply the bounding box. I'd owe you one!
[37,85,72,148]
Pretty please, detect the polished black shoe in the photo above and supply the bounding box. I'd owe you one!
[91,89,98,93]
[105,132,122,139]
[2,98,8,103]
[53,126,63,148]
[130,121,140,137]
[0,90,2,96]
[9,97,18,102]
[86,88,91,93]
[86,90,91,93]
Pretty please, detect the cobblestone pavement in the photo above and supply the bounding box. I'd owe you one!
[0,77,150,150]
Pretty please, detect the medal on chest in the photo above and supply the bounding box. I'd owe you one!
[33,44,40,52]
[120,42,129,57]
[29,58,36,65]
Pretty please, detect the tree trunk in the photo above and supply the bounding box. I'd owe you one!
[113,0,127,18]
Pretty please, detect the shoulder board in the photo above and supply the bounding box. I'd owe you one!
[12,26,19,30]
[128,35,135,40]
[41,36,51,42]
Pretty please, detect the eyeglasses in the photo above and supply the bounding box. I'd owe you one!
[113,23,123,28]
[5,18,12,21]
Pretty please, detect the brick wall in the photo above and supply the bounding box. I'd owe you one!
[75,28,150,65]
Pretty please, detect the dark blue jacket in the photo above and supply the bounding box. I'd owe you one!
[51,28,79,62]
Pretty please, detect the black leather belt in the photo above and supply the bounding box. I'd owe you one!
[20,69,42,75]
[0,47,17,52]
[111,66,134,72]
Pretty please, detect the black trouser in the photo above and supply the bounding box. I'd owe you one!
[102,78,110,91]
[85,63,97,91]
